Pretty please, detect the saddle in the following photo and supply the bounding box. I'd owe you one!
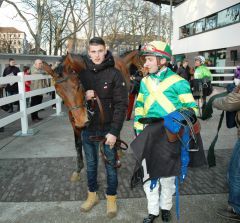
[138,108,201,147]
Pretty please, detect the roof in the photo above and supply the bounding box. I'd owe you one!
[0,27,25,33]
[144,0,185,6]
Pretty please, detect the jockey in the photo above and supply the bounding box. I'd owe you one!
[132,41,199,223]
[192,55,212,110]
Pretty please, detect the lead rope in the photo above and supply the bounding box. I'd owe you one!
[175,176,180,222]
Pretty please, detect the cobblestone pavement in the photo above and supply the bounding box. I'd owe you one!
[0,149,230,202]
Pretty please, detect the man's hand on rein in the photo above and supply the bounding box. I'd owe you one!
[85,90,95,100]
[105,133,117,149]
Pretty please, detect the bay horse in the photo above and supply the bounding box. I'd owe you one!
[42,62,88,181]
[63,49,144,89]
[42,50,144,181]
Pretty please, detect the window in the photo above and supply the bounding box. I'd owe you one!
[218,4,240,27]
[205,14,217,31]
[179,3,240,39]
[195,19,205,33]
[179,26,189,38]
[186,22,195,35]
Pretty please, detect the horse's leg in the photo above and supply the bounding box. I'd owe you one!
[69,112,84,182]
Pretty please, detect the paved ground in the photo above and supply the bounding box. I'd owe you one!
[0,88,238,223]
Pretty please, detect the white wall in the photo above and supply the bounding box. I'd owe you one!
[172,0,240,54]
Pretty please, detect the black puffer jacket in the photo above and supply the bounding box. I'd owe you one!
[79,51,128,136]
[3,65,20,93]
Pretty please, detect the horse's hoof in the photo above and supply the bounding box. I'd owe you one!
[70,171,81,182]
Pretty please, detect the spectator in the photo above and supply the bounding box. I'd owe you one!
[206,59,215,74]
[234,66,240,86]
[192,55,212,110]
[213,84,240,222]
[2,58,20,113]
[30,59,47,122]
[126,64,142,121]
[176,59,191,82]
[168,56,178,72]
[23,66,31,107]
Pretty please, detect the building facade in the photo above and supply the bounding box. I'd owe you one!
[172,0,240,68]
[0,27,28,54]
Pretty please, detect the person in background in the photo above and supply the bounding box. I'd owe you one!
[192,55,212,110]
[126,64,142,121]
[23,66,31,107]
[234,66,240,87]
[168,56,178,72]
[30,59,47,122]
[206,59,215,74]
[2,58,20,113]
[213,84,240,222]
[176,59,191,82]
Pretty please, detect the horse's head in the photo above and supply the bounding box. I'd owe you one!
[42,61,89,129]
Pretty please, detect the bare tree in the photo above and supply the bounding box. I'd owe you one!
[4,0,47,54]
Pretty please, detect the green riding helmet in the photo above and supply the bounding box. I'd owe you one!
[140,41,172,61]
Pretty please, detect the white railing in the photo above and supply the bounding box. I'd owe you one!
[0,72,62,135]
[209,66,235,84]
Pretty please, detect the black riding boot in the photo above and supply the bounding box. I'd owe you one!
[143,214,159,223]
[161,209,171,222]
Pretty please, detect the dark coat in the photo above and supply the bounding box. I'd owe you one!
[177,66,191,81]
[79,51,128,137]
[129,64,142,94]
[130,122,207,188]
[3,65,20,93]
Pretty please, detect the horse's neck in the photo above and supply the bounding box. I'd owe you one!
[122,50,138,66]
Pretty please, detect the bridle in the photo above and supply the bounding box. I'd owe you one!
[55,75,86,112]
[55,73,105,124]
[89,136,128,168]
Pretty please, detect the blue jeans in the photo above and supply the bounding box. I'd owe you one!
[82,129,118,195]
[228,138,240,214]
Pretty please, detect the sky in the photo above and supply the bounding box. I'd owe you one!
[0,2,33,41]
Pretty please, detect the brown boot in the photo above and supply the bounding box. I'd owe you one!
[106,195,117,218]
[70,171,80,182]
[80,191,99,212]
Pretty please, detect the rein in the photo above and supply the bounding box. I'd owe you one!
[89,136,128,168]
[55,74,105,126]
[55,76,69,84]
[90,92,105,127]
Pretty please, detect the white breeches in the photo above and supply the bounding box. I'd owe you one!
[143,176,176,216]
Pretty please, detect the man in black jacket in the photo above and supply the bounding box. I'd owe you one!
[79,37,128,218]
[3,58,20,113]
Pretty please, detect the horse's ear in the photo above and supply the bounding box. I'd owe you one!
[42,61,58,79]
[64,53,86,73]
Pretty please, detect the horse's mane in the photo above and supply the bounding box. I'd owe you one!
[119,50,135,58]
[54,53,84,77]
